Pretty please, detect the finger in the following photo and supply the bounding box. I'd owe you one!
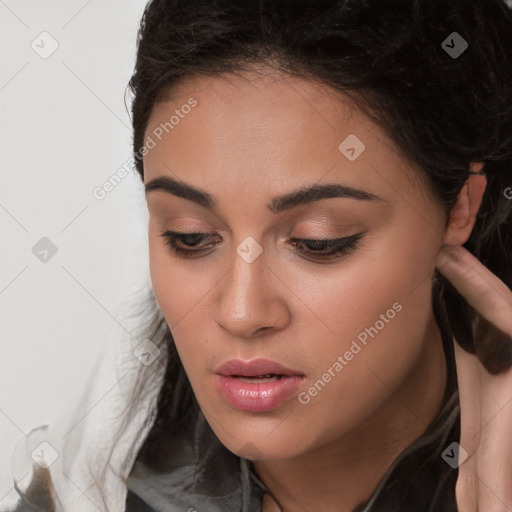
[476,427,512,512]
[453,341,481,512]
[454,331,512,511]
[455,468,478,512]
[454,342,512,512]
[435,245,512,337]
[476,367,512,512]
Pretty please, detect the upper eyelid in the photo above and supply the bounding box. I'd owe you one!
[161,231,364,261]
[165,230,356,240]
[163,231,364,247]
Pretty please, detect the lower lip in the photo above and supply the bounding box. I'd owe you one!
[215,374,305,412]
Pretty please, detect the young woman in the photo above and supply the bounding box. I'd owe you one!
[6,0,512,511]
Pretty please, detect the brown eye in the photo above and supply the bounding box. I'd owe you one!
[160,231,220,258]
[289,233,364,260]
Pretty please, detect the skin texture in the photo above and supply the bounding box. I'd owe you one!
[143,68,486,511]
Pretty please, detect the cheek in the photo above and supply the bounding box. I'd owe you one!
[284,261,434,437]
[297,232,437,342]
[289,230,438,386]
[148,240,222,378]
[149,236,213,323]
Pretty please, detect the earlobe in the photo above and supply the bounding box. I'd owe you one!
[443,162,487,246]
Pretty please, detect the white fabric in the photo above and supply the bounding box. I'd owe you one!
[4,320,168,512]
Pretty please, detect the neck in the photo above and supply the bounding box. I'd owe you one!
[253,317,448,512]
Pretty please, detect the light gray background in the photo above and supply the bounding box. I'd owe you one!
[0,1,150,506]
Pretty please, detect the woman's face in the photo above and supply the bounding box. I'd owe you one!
[143,69,448,460]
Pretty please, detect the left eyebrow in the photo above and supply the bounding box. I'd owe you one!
[144,175,383,213]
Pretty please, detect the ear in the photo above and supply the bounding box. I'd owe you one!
[443,162,487,246]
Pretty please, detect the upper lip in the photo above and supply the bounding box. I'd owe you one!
[214,358,303,377]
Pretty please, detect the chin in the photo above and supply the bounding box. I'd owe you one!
[210,420,307,461]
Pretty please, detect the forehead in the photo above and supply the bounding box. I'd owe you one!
[143,68,430,207]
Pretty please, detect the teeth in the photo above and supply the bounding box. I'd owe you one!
[234,374,285,383]
[239,374,283,378]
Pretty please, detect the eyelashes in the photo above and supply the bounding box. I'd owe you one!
[159,230,364,262]
[289,234,362,259]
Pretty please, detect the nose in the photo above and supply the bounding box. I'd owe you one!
[213,242,291,339]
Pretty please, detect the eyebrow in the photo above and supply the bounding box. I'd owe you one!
[145,175,383,213]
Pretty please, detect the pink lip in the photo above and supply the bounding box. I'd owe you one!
[214,358,305,412]
[214,358,302,377]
